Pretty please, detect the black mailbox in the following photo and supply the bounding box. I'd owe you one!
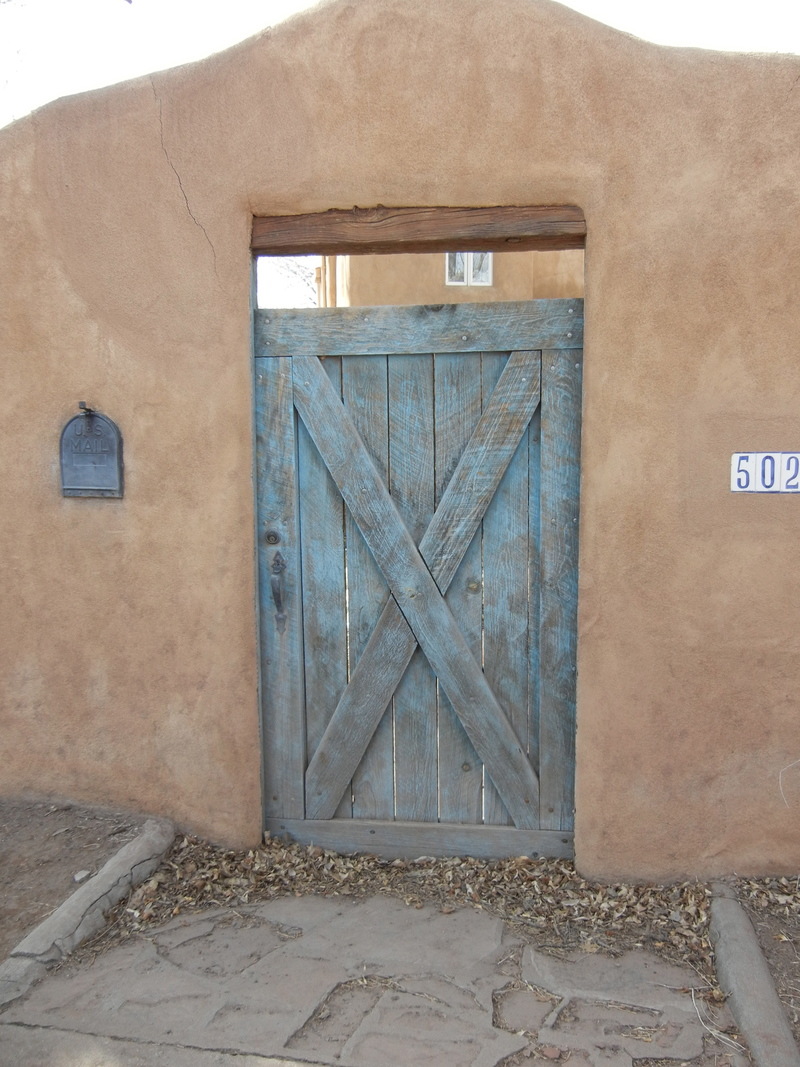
[60,407,123,498]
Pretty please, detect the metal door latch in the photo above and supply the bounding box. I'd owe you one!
[270,551,287,633]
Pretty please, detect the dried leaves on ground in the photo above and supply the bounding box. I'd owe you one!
[77,833,721,1000]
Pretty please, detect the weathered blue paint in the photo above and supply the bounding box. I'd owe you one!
[389,353,438,821]
[435,352,484,824]
[255,357,305,821]
[254,300,582,855]
[343,354,393,821]
[254,299,582,357]
[539,348,583,832]
[482,352,531,826]
[296,357,351,819]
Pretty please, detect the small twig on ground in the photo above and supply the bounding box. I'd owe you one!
[690,988,746,1053]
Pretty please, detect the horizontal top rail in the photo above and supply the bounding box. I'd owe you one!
[254,299,584,357]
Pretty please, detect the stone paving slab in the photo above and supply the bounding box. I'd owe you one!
[0,1027,316,1067]
[520,947,748,1064]
[0,895,752,1067]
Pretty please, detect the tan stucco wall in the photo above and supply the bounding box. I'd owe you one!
[2,0,800,876]
[321,250,584,306]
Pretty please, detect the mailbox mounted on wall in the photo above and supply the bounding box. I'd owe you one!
[60,403,123,498]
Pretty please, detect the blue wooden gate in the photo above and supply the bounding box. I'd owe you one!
[254,299,582,859]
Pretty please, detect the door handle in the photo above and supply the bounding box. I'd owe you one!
[270,551,287,633]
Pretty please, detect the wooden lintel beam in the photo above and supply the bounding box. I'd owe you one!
[251,205,586,255]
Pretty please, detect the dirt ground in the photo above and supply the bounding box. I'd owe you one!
[0,795,798,1056]
[0,795,143,959]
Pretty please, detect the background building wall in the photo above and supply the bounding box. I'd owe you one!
[1,0,799,876]
[319,249,584,306]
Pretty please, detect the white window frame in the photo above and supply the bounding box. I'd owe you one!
[445,251,493,287]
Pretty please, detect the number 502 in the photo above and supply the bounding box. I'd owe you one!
[731,453,800,492]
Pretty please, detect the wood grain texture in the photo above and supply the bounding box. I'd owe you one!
[293,353,541,828]
[482,354,532,826]
[419,351,541,589]
[254,300,583,358]
[527,405,543,775]
[265,818,574,860]
[343,355,394,821]
[255,358,306,820]
[389,354,438,820]
[252,204,586,255]
[305,603,418,820]
[480,353,508,825]
[304,350,542,821]
[435,353,484,823]
[539,349,582,832]
[296,358,351,820]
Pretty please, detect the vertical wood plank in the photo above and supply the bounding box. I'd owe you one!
[255,357,306,820]
[389,353,438,821]
[480,354,505,824]
[539,348,582,832]
[435,352,484,823]
[344,354,394,820]
[296,357,350,817]
[527,403,543,776]
[482,353,533,825]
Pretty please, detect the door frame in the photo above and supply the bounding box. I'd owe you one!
[250,204,587,859]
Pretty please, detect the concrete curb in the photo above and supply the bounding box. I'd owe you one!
[0,817,175,1009]
[711,881,800,1067]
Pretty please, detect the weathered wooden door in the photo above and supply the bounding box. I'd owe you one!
[254,299,582,859]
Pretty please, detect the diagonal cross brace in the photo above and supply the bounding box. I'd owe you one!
[295,351,542,827]
[305,352,542,819]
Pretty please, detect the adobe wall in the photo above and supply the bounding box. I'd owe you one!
[1,0,799,876]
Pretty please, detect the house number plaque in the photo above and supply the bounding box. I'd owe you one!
[731,452,800,493]
[60,405,123,498]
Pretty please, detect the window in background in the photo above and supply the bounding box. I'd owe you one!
[445,251,493,287]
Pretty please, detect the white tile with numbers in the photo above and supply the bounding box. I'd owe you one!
[731,453,800,492]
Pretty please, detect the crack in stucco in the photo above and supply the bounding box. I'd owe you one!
[150,77,219,279]
[784,72,800,108]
